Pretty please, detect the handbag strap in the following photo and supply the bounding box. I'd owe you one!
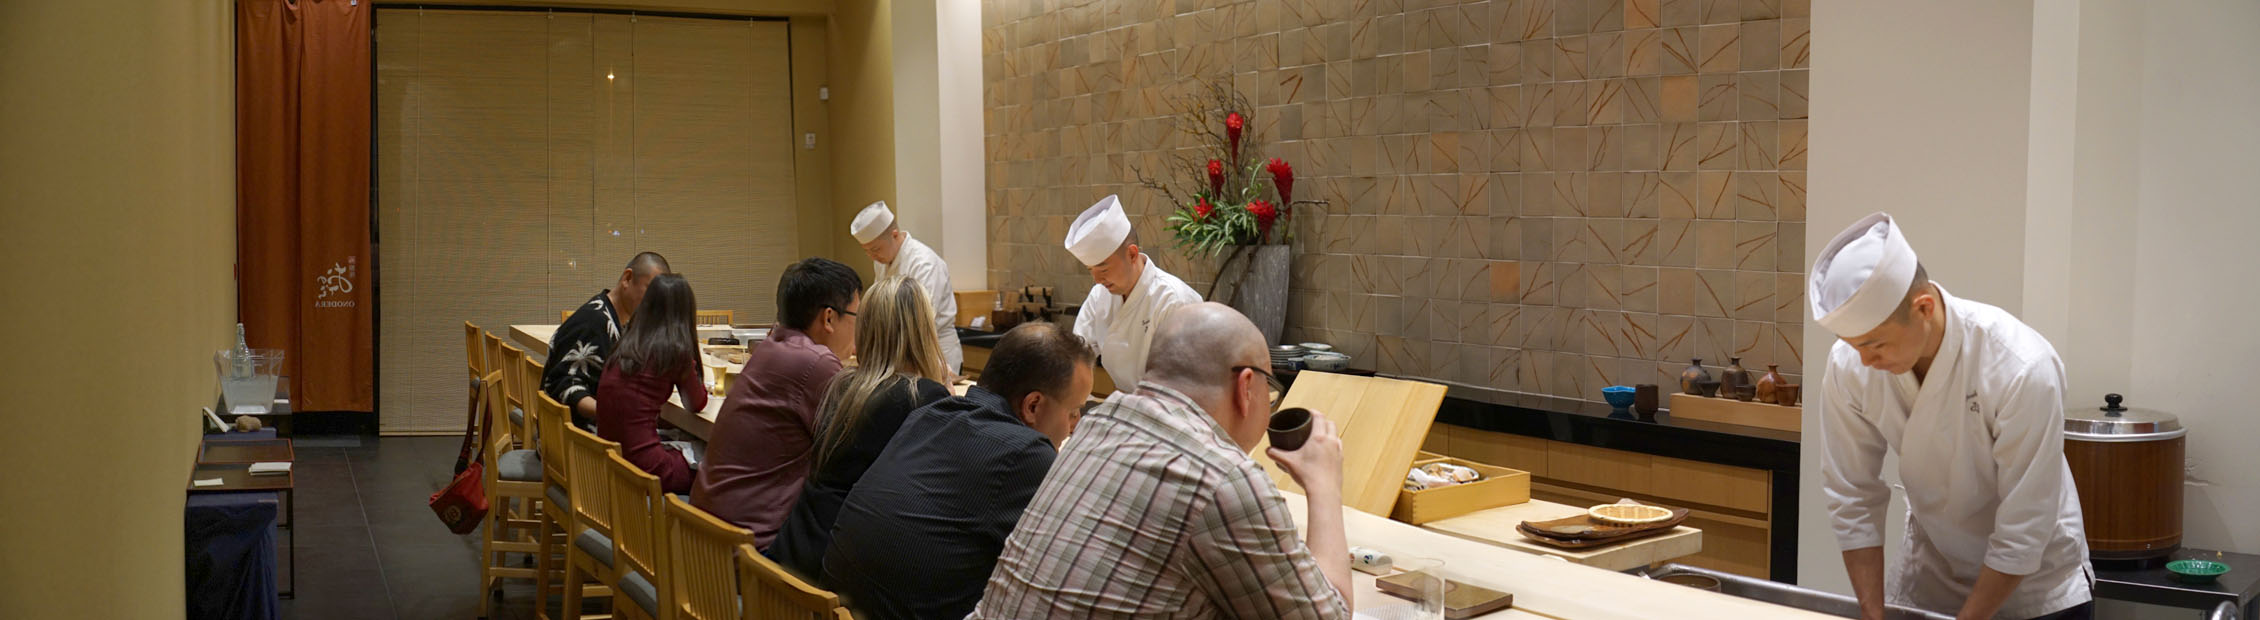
[453,376,487,474]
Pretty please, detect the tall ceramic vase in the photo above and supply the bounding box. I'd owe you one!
[1215,244,1291,345]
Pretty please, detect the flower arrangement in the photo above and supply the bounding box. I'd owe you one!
[1136,80,1304,256]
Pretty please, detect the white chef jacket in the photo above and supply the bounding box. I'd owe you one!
[1071,254,1201,392]
[875,235,962,374]
[1820,285,2091,619]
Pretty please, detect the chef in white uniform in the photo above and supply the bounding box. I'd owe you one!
[852,200,962,374]
[1814,213,2092,620]
[1063,195,1201,392]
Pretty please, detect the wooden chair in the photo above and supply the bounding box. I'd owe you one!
[498,344,529,449]
[466,322,488,434]
[606,452,666,620]
[477,368,545,618]
[467,321,488,378]
[533,393,610,620]
[563,309,577,322]
[735,544,852,620]
[663,495,754,620]
[695,310,733,326]
[560,420,623,619]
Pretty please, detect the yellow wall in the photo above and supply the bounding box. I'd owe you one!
[827,0,898,282]
[0,0,236,616]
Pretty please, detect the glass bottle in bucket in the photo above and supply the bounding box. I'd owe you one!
[231,323,255,379]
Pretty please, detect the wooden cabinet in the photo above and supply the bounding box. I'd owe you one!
[1427,424,1776,579]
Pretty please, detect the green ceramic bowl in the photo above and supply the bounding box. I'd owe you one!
[2168,559,2231,584]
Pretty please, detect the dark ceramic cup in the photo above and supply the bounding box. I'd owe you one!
[1634,384,1661,419]
[1695,378,1722,398]
[1269,407,1314,451]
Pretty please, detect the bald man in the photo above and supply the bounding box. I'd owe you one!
[971,303,1353,619]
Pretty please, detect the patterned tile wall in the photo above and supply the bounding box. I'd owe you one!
[983,0,1809,412]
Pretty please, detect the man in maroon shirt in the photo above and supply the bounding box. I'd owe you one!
[692,257,862,547]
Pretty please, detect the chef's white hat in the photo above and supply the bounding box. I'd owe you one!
[1810,212,1921,338]
[1064,195,1131,266]
[850,200,895,244]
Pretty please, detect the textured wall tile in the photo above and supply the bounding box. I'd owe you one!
[983,0,1807,409]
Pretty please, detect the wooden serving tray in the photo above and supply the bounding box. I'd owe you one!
[1515,506,1690,548]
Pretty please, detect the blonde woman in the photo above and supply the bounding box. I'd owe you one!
[766,275,952,582]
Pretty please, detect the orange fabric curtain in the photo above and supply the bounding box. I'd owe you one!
[236,0,373,412]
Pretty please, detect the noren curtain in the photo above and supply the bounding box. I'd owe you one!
[236,0,375,413]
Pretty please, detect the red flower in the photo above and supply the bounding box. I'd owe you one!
[1194,198,1214,220]
[1206,159,1224,197]
[1226,112,1245,162]
[1248,199,1278,242]
[1265,158,1295,208]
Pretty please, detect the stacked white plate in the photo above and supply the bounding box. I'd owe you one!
[1270,344,1305,367]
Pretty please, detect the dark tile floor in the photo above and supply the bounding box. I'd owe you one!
[282,435,556,620]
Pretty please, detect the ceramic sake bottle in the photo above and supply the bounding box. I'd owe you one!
[1680,358,1711,395]
[1756,364,1786,404]
[1722,357,1751,394]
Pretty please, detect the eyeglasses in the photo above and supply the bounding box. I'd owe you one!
[1231,365,1285,412]
[825,305,857,318]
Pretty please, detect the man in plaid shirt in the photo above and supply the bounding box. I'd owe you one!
[969,303,1353,618]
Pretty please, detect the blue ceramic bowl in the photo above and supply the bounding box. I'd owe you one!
[1603,386,1637,409]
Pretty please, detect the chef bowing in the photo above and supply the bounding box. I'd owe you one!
[851,200,963,374]
[1814,213,2093,620]
[1063,195,1201,393]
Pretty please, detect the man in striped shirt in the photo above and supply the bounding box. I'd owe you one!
[970,302,1353,619]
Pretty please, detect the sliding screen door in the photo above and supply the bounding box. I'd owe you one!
[377,9,796,433]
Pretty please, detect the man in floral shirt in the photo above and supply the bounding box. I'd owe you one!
[542,252,668,428]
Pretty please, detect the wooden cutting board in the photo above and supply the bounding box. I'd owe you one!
[1255,372,1450,516]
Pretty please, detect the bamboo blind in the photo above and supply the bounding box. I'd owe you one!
[377,9,796,433]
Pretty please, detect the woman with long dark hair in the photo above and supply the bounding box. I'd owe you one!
[766,275,952,583]
[596,272,707,494]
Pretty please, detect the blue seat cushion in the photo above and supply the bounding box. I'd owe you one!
[498,449,542,482]
[573,529,615,569]
[544,484,568,513]
[619,570,659,615]
[509,406,525,428]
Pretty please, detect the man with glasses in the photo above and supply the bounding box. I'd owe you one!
[693,257,862,546]
[970,303,1354,619]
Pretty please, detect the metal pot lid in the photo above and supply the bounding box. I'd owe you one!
[2065,393,2185,441]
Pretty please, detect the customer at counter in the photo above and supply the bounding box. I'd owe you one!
[849,200,963,375]
[593,272,706,494]
[822,322,1095,619]
[767,276,954,582]
[544,251,669,428]
[692,257,860,548]
[1063,194,1201,393]
[1813,213,2093,620]
[970,303,1352,619]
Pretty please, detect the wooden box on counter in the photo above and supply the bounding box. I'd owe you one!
[951,290,999,327]
[1668,393,1801,433]
[1391,456,1532,525]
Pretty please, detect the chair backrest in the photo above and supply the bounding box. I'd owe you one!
[695,310,734,326]
[482,331,504,386]
[562,309,576,322]
[497,344,527,442]
[607,452,665,582]
[562,415,619,537]
[482,369,510,458]
[735,543,846,620]
[664,495,754,620]
[518,356,545,444]
[534,392,569,495]
[465,321,486,377]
